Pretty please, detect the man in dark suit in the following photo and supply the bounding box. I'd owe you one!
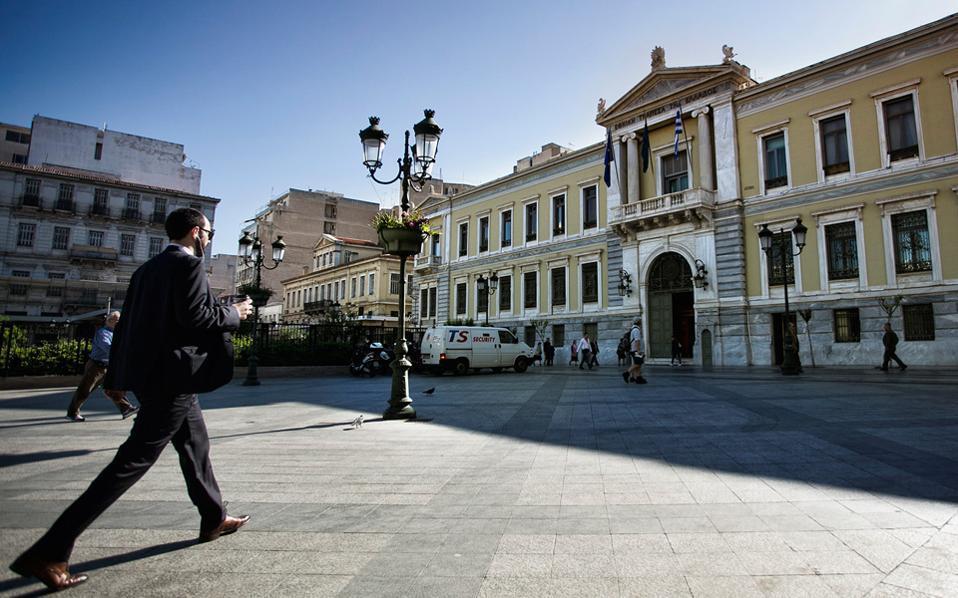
[10,208,254,591]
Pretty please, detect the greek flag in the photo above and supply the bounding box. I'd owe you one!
[673,109,683,157]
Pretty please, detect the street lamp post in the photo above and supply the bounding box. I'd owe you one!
[360,110,442,420]
[237,230,287,386]
[475,272,498,326]
[758,218,808,376]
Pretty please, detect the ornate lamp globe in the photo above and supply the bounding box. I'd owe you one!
[359,116,388,171]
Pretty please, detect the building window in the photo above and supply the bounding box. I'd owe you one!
[148,237,164,257]
[94,141,103,160]
[582,185,598,230]
[5,130,30,143]
[552,194,565,236]
[153,197,167,221]
[52,226,70,250]
[892,211,931,274]
[12,154,26,164]
[498,275,511,312]
[359,276,365,296]
[57,183,75,210]
[88,230,104,247]
[767,232,794,286]
[477,281,488,314]
[523,271,537,309]
[369,273,375,295]
[420,288,429,317]
[324,221,336,234]
[125,193,140,219]
[17,223,35,247]
[501,210,512,247]
[120,234,135,257]
[825,222,858,280]
[833,308,861,342]
[582,262,599,303]
[324,204,337,218]
[524,326,536,347]
[47,284,63,297]
[456,282,467,315]
[430,234,441,257]
[479,216,489,252]
[11,270,30,278]
[550,267,566,306]
[763,133,788,189]
[390,273,400,294]
[429,287,437,317]
[458,222,468,257]
[24,178,40,200]
[552,324,565,348]
[903,304,935,341]
[819,114,850,176]
[662,150,689,193]
[93,189,109,214]
[883,95,919,162]
[525,203,537,242]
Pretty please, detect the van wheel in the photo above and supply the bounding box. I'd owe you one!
[514,357,528,373]
[453,359,470,376]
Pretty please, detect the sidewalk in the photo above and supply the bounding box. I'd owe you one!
[1,368,956,597]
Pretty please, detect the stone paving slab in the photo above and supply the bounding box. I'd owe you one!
[1,366,957,597]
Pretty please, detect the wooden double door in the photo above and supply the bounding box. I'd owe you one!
[647,253,695,360]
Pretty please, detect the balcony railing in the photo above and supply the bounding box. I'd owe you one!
[19,194,41,208]
[55,200,76,213]
[151,212,166,225]
[69,244,118,264]
[122,208,141,221]
[304,299,336,314]
[89,204,110,217]
[414,254,443,270]
[609,187,716,232]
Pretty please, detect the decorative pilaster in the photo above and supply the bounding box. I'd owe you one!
[692,106,714,191]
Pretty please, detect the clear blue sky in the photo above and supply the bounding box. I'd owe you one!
[2,0,954,250]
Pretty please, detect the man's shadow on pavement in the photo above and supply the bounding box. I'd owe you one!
[1,539,196,596]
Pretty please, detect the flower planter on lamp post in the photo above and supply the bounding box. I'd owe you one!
[361,110,442,420]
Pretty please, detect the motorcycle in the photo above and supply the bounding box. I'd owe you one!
[349,342,395,377]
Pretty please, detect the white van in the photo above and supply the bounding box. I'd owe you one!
[420,326,535,375]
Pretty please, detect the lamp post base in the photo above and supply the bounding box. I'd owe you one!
[384,339,416,420]
[781,349,802,376]
[242,378,261,386]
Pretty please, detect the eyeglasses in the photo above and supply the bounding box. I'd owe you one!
[199,227,215,240]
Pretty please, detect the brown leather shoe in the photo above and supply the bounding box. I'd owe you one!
[198,514,250,543]
[10,552,88,591]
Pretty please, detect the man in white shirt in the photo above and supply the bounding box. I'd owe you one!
[577,334,593,370]
[623,319,647,384]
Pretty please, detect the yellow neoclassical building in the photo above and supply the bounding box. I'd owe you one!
[594,13,958,366]
[415,143,632,358]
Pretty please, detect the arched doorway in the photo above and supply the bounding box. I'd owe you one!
[647,252,695,359]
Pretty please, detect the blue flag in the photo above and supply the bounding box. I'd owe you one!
[603,128,614,188]
[673,109,683,157]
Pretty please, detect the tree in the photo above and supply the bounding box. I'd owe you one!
[529,319,549,345]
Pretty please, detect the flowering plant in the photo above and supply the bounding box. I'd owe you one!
[371,209,434,236]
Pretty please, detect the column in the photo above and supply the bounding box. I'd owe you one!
[693,106,714,191]
[626,133,640,205]
[613,138,627,203]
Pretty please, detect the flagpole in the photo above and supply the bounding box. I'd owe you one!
[680,105,695,190]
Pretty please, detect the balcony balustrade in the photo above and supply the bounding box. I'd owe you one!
[609,187,716,233]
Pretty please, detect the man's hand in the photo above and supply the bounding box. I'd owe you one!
[104,389,126,401]
[234,297,254,320]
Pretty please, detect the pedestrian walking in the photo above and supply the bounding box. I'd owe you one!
[10,208,254,592]
[66,311,138,422]
[623,319,647,384]
[543,338,555,366]
[670,336,683,366]
[590,339,600,368]
[577,334,593,370]
[532,342,543,366]
[879,322,908,371]
[616,335,628,366]
[569,339,578,366]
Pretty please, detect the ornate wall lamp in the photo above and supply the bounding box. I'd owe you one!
[617,269,633,297]
[692,259,709,290]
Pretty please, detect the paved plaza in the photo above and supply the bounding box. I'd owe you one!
[1,366,957,597]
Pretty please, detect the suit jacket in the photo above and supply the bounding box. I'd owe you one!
[105,245,240,395]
